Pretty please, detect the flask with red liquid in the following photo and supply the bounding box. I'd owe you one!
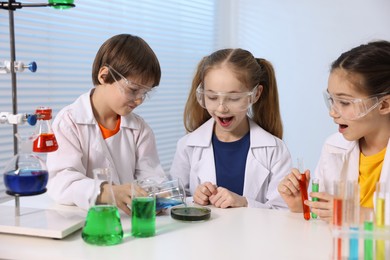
[32,107,58,153]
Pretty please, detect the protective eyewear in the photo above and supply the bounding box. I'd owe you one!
[106,64,152,102]
[196,84,258,112]
[323,90,388,120]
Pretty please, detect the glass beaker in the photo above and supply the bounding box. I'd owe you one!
[155,178,186,210]
[81,168,123,246]
[32,107,58,153]
[131,179,157,238]
[3,135,48,196]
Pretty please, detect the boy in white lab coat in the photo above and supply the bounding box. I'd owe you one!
[278,40,390,223]
[47,34,165,215]
[170,49,292,209]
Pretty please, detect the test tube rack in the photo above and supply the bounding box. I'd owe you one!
[331,181,390,259]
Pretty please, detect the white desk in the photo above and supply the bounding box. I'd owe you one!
[0,194,332,260]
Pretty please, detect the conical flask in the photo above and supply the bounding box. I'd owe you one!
[81,168,123,246]
[32,107,58,153]
[48,0,74,9]
[3,134,48,196]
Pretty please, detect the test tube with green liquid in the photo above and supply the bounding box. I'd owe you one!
[311,178,319,219]
[364,211,374,260]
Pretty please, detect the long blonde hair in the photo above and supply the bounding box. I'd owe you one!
[183,48,283,139]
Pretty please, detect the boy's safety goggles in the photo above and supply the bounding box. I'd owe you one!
[106,64,152,102]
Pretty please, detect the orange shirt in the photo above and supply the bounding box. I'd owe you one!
[98,117,121,139]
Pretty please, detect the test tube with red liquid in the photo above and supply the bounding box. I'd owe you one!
[33,107,58,153]
[297,158,310,221]
[333,181,344,260]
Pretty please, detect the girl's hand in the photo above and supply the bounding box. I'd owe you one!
[209,187,248,208]
[193,182,217,205]
[305,192,334,223]
[277,168,310,212]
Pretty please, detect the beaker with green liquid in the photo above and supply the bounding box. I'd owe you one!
[82,168,123,246]
[131,179,157,238]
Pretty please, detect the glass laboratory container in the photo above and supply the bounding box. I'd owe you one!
[82,168,123,246]
[3,136,48,196]
[32,107,58,153]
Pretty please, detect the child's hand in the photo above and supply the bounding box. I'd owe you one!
[277,168,310,212]
[305,192,333,223]
[209,187,248,208]
[100,183,135,216]
[193,182,217,205]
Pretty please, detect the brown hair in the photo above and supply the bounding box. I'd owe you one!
[184,48,283,139]
[92,34,161,87]
[331,40,390,96]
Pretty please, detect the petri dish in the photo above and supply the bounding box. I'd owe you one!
[171,206,211,221]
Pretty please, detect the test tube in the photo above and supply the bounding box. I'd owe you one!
[375,182,386,260]
[297,158,310,221]
[333,181,344,260]
[311,178,319,219]
[364,210,374,260]
[346,181,359,260]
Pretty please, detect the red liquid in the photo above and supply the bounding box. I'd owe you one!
[33,133,58,152]
[299,174,310,220]
[333,198,343,226]
[333,198,343,259]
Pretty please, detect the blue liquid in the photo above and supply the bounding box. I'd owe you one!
[3,169,48,195]
[349,226,359,260]
[156,197,183,211]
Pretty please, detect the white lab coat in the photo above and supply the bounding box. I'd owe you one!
[314,132,390,194]
[169,118,292,209]
[46,89,165,210]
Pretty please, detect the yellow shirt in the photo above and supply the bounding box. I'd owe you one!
[359,147,386,208]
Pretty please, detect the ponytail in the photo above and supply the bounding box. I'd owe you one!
[250,58,283,139]
[183,57,211,132]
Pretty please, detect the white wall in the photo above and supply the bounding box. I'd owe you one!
[216,0,390,174]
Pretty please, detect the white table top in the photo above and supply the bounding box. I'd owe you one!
[0,194,332,260]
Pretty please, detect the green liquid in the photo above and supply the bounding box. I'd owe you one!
[82,205,123,246]
[48,0,73,9]
[311,182,319,219]
[132,197,156,237]
[364,221,373,260]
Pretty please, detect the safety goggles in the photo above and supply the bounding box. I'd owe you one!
[106,64,152,102]
[196,84,258,112]
[323,90,388,120]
